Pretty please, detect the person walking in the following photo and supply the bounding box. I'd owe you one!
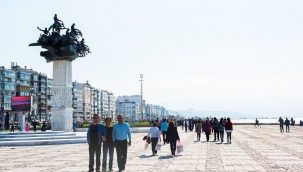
[184,119,188,132]
[112,114,131,172]
[196,120,202,141]
[278,117,284,133]
[285,118,290,133]
[33,119,38,132]
[160,119,168,144]
[218,118,225,143]
[102,117,114,172]
[10,123,14,132]
[255,118,259,127]
[87,114,107,172]
[73,121,77,132]
[147,122,161,155]
[41,121,46,132]
[212,117,219,141]
[203,118,212,142]
[25,123,29,132]
[225,118,233,143]
[166,121,180,156]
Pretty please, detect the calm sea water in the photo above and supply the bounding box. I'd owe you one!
[233,118,303,124]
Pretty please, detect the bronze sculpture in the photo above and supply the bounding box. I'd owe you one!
[29,14,91,62]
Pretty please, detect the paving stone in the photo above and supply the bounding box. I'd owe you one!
[1,125,303,171]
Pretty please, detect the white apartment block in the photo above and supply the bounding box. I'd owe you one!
[100,90,116,120]
[82,81,91,121]
[116,95,145,120]
[116,100,140,121]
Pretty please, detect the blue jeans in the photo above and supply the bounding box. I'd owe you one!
[102,142,114,170]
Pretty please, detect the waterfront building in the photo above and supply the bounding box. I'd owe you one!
[116,100,139,121]
[72,81,83,121]
[116,95,145,120]
[82,81,91,121]
[47,78,53,121]
[0,66,15,112]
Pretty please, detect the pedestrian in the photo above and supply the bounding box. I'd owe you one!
[147,122,161,155]
[255,118,259,127]
[278,117,284,133]
[87,114,107,172]
[102,117,114,172]
[25,123,29,132]
[166,121,180,156]
[285,118,290,132]
[212,117,219,141]
[10,123,14,132]
[218,118,225,143]
[196,120,202,141]
[203,117,212,142]
[73,121,77,132]
[189,119,192,132]
[33,119,38,132]
[225,117,233,143]
[160,119,168,144]
[184,119,188,132]
[41,121,46,131]
[112,114,131,172]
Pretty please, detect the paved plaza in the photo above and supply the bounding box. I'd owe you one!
[0,125,302,172]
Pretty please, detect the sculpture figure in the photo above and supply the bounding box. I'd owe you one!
[37,27,49,36]
[29,14,91,62]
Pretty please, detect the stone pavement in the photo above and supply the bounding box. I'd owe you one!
[0,125,302,172]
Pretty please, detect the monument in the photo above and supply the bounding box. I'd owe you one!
[29,14,91,131]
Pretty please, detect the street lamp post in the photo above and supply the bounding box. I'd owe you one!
[139,74,143,121]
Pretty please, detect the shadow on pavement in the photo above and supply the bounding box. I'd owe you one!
[138,154,155,159]
[158,155,174,159]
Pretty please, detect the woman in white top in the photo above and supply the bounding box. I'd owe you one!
[147,122,161,155]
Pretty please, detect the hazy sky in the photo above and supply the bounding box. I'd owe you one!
[1,1,303,117]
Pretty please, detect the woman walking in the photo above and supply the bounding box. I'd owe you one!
[147,122,161,155]
[203,118,212,142]
[218,118,225,143]
[166,122,180,156]
[196,120,202,141]
[225,118,233,143]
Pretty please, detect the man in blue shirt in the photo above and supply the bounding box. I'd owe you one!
[112,114,131,172]
[87,114,107,172]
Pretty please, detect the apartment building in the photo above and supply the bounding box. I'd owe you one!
[72,81,83,121]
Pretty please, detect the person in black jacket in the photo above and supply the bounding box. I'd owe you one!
[278,117,284,133]
[285,118,290,132]
[166,121,180,156]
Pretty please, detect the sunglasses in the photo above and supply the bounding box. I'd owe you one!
[93,117,98,119]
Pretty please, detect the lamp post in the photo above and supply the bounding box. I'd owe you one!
[139,74,143,121]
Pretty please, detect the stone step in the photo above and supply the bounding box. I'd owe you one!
[0,133,76,138]
[0,138,87,146]
[0,135,86,141]
[0,131,65,135]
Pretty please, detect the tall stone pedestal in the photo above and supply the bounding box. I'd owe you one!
[51,60,73,132]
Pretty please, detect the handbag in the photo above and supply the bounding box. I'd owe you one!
[146,137,151,144]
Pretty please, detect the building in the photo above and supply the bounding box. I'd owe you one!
[108,92,116,120]
[82,81,91,121]
[0,66,15,112]
[37,73,47,121]
[116,100,139,121]
[72,81,83,121]
[116,95,145,120]
[47,78,53,121]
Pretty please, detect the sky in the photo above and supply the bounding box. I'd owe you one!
[1,0,303,117]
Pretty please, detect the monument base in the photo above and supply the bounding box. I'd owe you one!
[51,108,73,132]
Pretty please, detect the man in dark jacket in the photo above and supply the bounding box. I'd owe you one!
[87,114,107,172]
[278,117,284,133]
[212,117,219,141]
[285,118,290,132]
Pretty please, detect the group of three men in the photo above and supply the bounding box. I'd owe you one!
[87,114,131,172]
